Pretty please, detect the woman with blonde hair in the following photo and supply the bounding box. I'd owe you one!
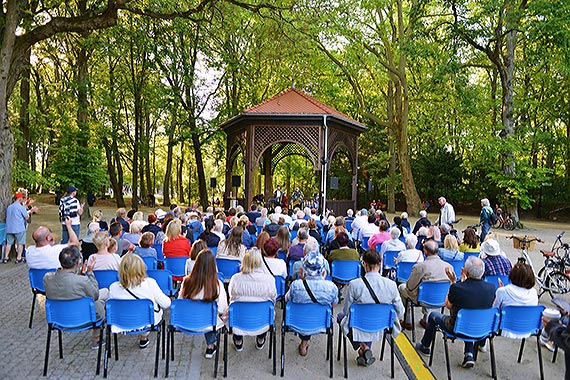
[216,226,246,261]
[228,249,276,351]
[163,219,191,258]
[438,234,464,261]
[109,253,171,348]
[92,209,108,231]
[180,249,227,359]
[87,231,122,271]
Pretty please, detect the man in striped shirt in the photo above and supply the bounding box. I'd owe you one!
[59,186,84,243]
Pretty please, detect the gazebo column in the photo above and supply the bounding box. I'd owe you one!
[223,144,233,210]
[263,149,272,201]
[245,127,254,208]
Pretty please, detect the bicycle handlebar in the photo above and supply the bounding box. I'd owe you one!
[558,231,566,239]
[506,235,543,243]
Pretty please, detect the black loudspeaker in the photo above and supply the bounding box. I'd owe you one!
[210,178,217,188]
[330,177,339,190]
[232,175,241,187]
[366,181,372,193]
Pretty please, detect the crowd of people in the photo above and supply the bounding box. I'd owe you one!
[2,189,568,376]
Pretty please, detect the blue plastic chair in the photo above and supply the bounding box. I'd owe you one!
[375,242,383,253]
[44,297,104,376]
[287,260,301,279]
[331,260,361,285]
[103,299,163,378]
[192,231,201,244]
[164,257,188,282]
[152,243,164,262]
[224,301,276,377]
[0,223,6,248]
[345,219,353,233]
[338,304,397,378]
[215,258,241,281]
[395,261,415,283]
[484,275,510,290]
[166,299,220,377]
[93,270,119,289]
[29,268,57,328]
[281,302,333,377]
[142,257,158,270]
[406,281,451,342]
[445,260,464,282]
[256,226,263,236]
[429,307,500,380]
[210,246,218,256]
[499,305,546,380]
[360,236,370,250]
[277,249,287,261]
[290,229,298,241]
[147,270,178,298]
[275,275,286,307]
[383,250,400,270]
[462,251,480,261]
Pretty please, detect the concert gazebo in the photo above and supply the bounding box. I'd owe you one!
[219,88,366,216]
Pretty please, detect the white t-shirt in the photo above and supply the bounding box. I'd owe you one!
[26,244,66,269]
[260,257,287,278]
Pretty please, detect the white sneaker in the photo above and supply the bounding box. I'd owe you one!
[540,339,556,352]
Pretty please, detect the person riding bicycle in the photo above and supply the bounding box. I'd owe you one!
[479,198,494,242]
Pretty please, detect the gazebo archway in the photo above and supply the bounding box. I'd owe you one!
[219,88,366,216]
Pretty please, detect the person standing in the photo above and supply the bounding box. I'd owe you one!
[59,186,84,244]
[436,197,455,227]
[479,198,494,242]
[2,192,39,263]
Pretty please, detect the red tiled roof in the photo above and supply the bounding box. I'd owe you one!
[244,88,363,126]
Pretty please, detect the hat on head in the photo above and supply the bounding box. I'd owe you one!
[67,185,78,193]
[14,192,24,199]
[481,239,501,256]
[155,209,167,220]
[302,251,326,277]
[188,211,198,219]
[360,208,368,215]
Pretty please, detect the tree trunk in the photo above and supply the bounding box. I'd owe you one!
[191,132,210,210]
[387,82,396,214]
[17,49,31,173]
[163,118,175,206]
[177,144,185,204]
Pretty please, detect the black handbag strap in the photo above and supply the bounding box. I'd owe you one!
[125,288,160,313]
[302,279,318,303]
[261,255,275,276]
[362,276,381,304]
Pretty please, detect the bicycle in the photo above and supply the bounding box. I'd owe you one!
[538,231,570,275]
[506,234,570,299]
[493,206,516,230]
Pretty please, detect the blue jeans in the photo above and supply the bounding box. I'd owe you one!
[61,224,80,244]
[480,222,491,243]
[205,331,218,346]
[420,312,474,356]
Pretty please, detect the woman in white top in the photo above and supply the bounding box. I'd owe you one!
[216,226,246,261]
[87,232,122,271]
[109,253,171,348]
[180,249,228,359]
[228,249,276,351]
[396,234,425,263]
[259,238,287,278]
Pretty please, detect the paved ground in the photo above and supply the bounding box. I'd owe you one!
[0,201,568,379]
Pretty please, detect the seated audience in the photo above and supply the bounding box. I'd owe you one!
[328,232,359,263]
[86,232,122,271]
[396,234,424,264]
[259,238,287,278]
[134,232,157,260]
[368,220,391,251]
[379,227,406,256]
[81,221,100,261]
[438,234,464,262]
[185,239,208,275]
[163,219,191,258]
[459,228,480,253]
[481,239,512,276]
[216,226,246,261]
[27,218,79,269]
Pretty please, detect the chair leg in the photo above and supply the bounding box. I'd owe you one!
[380,331,386,361]
[58,330,63,359]
[429,334,436,366]
[162,322,166,360]
[29,293,37,329]
[269,326,273,359]
[411,302,416,342]
[443,337,452,380]
[536,334,544,380]
[489,338,497,380]
[214,329,221,378]
[272,326,276,376]
[518,338,526,363]
[280,327,285,377]
[43,326,52,376]
[337,322,342,361]
[154,327,160,377]
[553,346,558,363]
[343,334,348,379]
[96,325,104,375]
[103,326,111,378]
[390,334,395,379]
[165,328,171,378]
[223,329,228,378]
[114,333,119,361]
[329,329,333,378]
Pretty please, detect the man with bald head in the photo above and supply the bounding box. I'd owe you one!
[26,217,79,269]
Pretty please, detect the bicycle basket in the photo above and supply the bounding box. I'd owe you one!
[512,236,536,251]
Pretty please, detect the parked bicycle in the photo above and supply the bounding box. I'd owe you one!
[493,205,516,230]
[538,231,570,276]
[507,234,570,299]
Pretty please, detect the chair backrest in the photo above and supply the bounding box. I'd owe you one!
[345,219,353,232]
[256,226,263,236]
[290,229,298,241]
[453,308,500,340]
[92,270,119,289]
[375,242,383,253]
[152,243,164,261]
[463,252,480,261]
[383,250,400,269]
[277,249,287,261]
[105,298,155,330]
[484,275,510,290]
[287,260,300,277]
[275,275,286,299]
[445,260,464,281]
[417,281,451,307]
[192,231,201,244]
[45,297,98,330]
[499,305,545,337]
[147,270,175,297]
[331,260,361,283]
[142,257,158,270]
[395,262,415,283]
[210,246,218,256]
[0,223,6,245]
[284,302,332,333]
[170,299,217,332]
[215,258,241,280]
[361,236,370,250]
[29,268,57,293]
[164,257,188,278]
[349,303,396,333]
[228,301,275,332]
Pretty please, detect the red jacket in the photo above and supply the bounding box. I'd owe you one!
[163,236,191,258]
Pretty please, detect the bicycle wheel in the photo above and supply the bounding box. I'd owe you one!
[545,271,570,298]
[492,218,501,229]
[504,218,516,231]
